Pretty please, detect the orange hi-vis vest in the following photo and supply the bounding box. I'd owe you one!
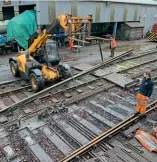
[111,39,117,48]
[69,39,74,48]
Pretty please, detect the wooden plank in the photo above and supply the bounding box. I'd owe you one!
[73,114,102,135]
[41,126,72,155]
[92,67,116,77]
[51,97,59,103]
[75,89,83,93]
[84,108,115,127]
[23,91,32,97]
[103,73,133,88]
[89,101,126,120]
[10,95,20,103]
[88,85,95,90]
[63,92,72,98]
[73,63,93,71]
[0,100,6,109]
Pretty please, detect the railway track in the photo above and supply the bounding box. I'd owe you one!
[60,99,157,162]
[0,48,157,162]
[1,48,156,114]
[0,85,157,162]
[0,49,133,114]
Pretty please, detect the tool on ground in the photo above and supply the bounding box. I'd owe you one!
[9,14,92,92]
[135,129,157,152]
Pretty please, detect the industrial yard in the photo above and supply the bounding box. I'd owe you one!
[0,0,157,162]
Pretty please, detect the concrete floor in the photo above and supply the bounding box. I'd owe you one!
[0,38,156,83]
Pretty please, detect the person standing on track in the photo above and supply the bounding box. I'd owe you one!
[110,36,117,57]
[136,72,154,117]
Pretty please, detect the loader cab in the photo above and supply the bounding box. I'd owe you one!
[41,39,61,66]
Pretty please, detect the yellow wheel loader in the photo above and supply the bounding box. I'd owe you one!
[9,14,72,92]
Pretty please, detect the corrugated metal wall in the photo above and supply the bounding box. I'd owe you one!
[35,1,157,35]
[1,0,157,35]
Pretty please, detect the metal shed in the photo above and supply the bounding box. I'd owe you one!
[118,22,144,40]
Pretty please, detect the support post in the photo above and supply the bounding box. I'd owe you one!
[98,42,103,62]
[113,22,117,39]
[14,6,19,17]
[0,7,3,20]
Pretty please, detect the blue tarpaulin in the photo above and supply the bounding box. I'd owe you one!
[0,35,7,43]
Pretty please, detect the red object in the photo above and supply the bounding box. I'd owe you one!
[152,24,157,33]
[68,39,74,51]
[111,39,117,48]
[135,129,157,152]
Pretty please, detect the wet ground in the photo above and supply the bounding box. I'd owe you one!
[0,38,156,83]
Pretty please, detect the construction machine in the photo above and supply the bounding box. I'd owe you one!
[9,14,76,92]
[9,14,92,92]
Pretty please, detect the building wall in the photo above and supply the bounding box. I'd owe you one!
[1,0,157,35]
[35,1,157,35]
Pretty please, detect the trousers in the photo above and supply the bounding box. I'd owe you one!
[110,47,115,57]
[136,93,148,114]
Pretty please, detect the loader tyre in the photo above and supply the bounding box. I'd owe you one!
[30,73,44,92]
[10,61,20,77]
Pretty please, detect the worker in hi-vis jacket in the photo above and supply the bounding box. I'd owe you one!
[110,36,117,57]
[136,72,154,117]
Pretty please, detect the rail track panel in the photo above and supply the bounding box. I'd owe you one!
[0,86,152,162]
[0,48,157,161]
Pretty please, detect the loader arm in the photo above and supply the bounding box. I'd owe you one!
[28,14,70,55]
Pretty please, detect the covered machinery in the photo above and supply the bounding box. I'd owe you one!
[7,10,37,50]
[9,14,93,92]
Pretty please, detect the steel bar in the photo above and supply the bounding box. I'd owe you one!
[89,36,110,41]
[98,43,104,62]
[117,49,157,63]
[0,85,31,96]
[68,37,89,44]
[0,79,21,86]
[0,49,133,114]
[118,58,157,73]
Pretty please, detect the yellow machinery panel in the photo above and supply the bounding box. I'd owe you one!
[42,65,59,80]
[17,53,33,72]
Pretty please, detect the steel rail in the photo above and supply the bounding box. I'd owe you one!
[60,100,157,162]
[131,66,157,79]
[0,49,133,114]
[0,83,113,129]
[0,85,31,96]
[0,79,21,86]
[118,57,157,73]
[116,48,157,63]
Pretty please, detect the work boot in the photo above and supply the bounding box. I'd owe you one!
[134,112,139,116]
[139,114,147,118]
